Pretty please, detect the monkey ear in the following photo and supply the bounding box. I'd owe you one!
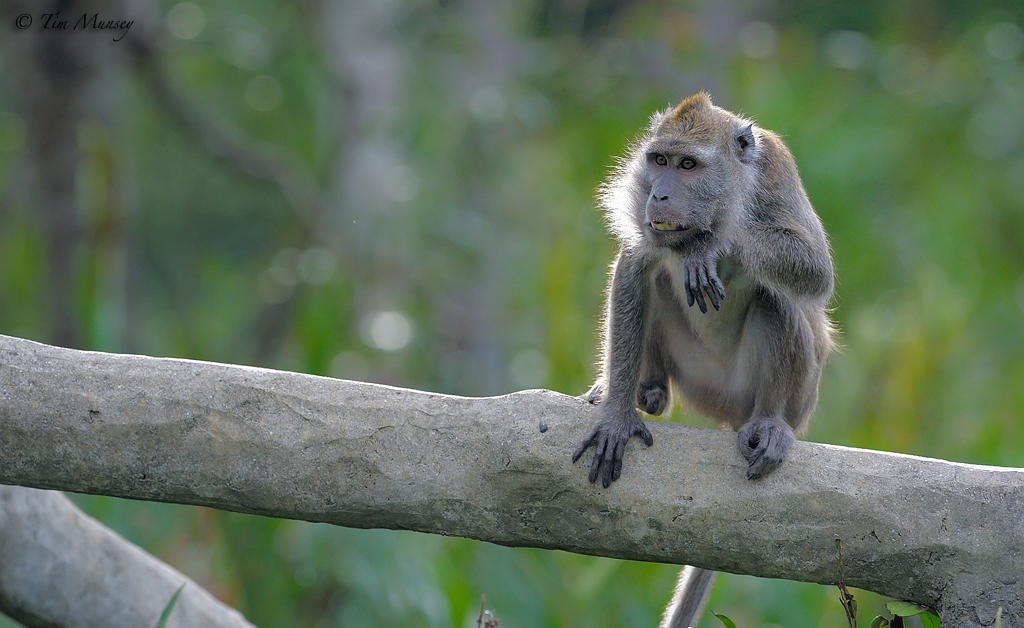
[734,123,758,163]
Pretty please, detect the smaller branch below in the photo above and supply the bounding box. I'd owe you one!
[0,485,256,628]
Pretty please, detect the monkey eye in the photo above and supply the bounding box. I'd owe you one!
[654,154,668,166]
[680,158,697,170]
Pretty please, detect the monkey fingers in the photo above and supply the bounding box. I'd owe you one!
[576,428,609,484]
[588,438,605,483]
[684,262,702,312]
[571,425,601,465]
[711,266,726,301]
[609,438,626,485]
[600,420,653,487]
[571,412,654,487]
[583,432,612,486]
[684,255,725,314]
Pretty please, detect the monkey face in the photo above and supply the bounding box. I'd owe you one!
[599,92,763,250]
[641,143,740,247]
[630,92,762,251]
[643,150,704,240]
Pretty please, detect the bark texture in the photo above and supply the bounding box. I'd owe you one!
[0,334,1021,627]
[0,485,255,628]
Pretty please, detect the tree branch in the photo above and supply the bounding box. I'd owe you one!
[0,334,1020,627]
[0,485,255,628]
[127,38,320,228]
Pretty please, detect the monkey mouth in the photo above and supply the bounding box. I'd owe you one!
[649,221,689,232]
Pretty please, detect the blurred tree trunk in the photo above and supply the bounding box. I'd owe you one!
[7,0,126,349]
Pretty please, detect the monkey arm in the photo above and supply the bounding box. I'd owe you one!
[572,248,654,487]
[734,221,834,302]
[602,250,651,398]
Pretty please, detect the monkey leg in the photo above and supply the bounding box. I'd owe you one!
[636,355,671,416]
[635,315,672,415]
[736,296,819,480]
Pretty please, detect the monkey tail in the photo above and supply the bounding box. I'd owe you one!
[658,566,718,628]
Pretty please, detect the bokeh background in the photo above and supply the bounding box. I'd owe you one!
[2,0,1024,626]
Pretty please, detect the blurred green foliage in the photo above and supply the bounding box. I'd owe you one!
[2,0,1023,626]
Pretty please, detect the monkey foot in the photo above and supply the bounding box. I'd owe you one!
[737,416,794,480]
[637,380,669,415]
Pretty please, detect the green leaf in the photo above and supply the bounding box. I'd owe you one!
[154,583,186,628]
[870,616,889,628]
[920,610,941,628]
[887,601,928,617]
[712,611,739,628]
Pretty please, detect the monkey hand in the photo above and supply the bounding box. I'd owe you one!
[683,244,726,313]
[572,404,653,487]
[737,416,794,480]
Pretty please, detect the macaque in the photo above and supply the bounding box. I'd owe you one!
[571,92,835,628]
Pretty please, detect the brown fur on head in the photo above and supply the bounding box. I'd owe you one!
[644,91,761,170]
[654,91,737,147]
[601,91,763,246]
[664,90,715,124]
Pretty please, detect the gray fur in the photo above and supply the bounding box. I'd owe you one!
[660,567,718,628]
[572,92,835,626]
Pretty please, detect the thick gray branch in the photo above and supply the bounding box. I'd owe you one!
[0,485,255,628]
[0,334,1021,627]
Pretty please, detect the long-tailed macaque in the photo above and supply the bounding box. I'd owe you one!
[572,92,835,628]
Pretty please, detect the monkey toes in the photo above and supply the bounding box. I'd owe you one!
[583,380,667,416]
[637,380,669,415]
[583,382,604,404]
[737,416,794,480]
